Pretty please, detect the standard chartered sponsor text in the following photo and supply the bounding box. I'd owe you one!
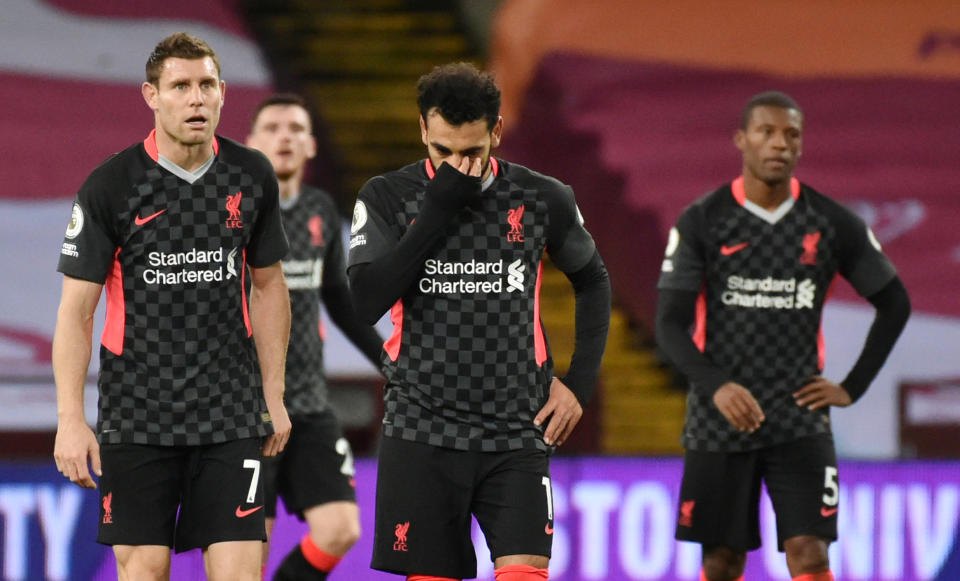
[723,275,816,309]
[283,258,323,290]
[420,258,506,294]
[144,247,231,285]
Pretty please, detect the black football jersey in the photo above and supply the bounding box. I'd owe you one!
[279,185,349,414]
[57,131,288,446]
[348,158,596,452]
[658,177,896,452]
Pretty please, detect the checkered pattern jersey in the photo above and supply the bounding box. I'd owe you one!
[280,185,347,414]
[349,159,596,452]
[57,134,288,446]
[657,178,896,452]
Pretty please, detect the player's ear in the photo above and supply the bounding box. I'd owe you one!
[419,115,429,146]
[142,82,158,111]
[733,129,746,153]
[306,134,317,160]
[490,116,503,148]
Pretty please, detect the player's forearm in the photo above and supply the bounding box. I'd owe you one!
[655,288,731,395]
[349,200,461,323]
[250,268,291,403]
[52,306,94,422]
[841,276,911,402]
[561,251,612,405]
[349,164,481,323]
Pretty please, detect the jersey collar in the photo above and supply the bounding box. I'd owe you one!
[731,176,801,225]
[730,175,800,206]
[143,129,220,163]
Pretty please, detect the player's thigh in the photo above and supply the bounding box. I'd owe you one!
[763,434,838,550]
[113,544,171,581]
[473,447,553,561]
[371,436,477,579]
[97,443,186,547]
[175,438,267,553]
[204,540,263,581]
[277,412,357,518]
[675,447,764,551]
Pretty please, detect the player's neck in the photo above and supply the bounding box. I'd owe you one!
[155,130,214,172]
[742,172,792,211]
[277,174,302,201]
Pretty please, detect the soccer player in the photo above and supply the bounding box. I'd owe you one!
[247,94,384,581]
[347,62,612,581]
[52,33,291,581]
[655,91,911,581]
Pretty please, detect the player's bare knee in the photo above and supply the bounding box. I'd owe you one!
[319,518,360,553]
[342,516,361,548]
[784,535,830,573]
[114,546,170,581]
[702,546,746,581]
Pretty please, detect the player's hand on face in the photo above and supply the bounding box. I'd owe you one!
[793,375,852,410]
[262,397,292,457]
[713,382,765,433]
[53,418,101,489]
[534,377,583,446]
[455,156,482,177]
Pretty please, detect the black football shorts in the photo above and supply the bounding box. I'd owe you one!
[97,438,266,552]
[263,409,357,519]
[675,434,839,551]
[371,436,554,578]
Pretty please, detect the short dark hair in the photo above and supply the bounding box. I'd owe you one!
[417,62,501,130]
[250,93,312,131]
[146,32,220,86]
[740,91,802,129]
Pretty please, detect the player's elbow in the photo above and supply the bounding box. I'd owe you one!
[348,268,388,325]
[871,276,911,329]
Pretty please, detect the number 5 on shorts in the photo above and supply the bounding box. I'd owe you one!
[822,466,839,506]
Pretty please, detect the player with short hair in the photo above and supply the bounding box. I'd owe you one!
[53,32,291,581]
[348,62,612,581]
[656,91,911,581]
[247,93,384,581]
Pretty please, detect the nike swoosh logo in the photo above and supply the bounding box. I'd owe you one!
[821,507,838,517]
[235,505,263,518]
[720,242,749,256]
[545,522,554,535]
[134,209,166,226]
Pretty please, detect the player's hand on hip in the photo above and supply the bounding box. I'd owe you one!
[53,417,101,489]
[793,375,852,410]
[534,377,583,446]
[713,382,765,433]
[262,397,292,457]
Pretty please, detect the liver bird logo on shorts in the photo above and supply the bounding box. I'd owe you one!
[102,492,113,524]
[393,521,410,552]
[507,204,525,243]
[678,500,694,527]
[800,231,821,265]
[225,192,244,229]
